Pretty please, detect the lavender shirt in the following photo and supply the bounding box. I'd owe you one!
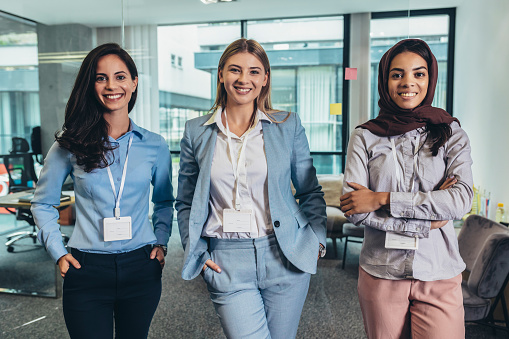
[343,122,473,281]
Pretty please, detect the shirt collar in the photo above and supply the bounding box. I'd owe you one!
[204,107,271,127]
[128,118,145,140]
[108,118,144,143]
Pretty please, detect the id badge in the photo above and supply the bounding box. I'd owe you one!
[103,216,132,242]
[385,232,419,250]
[223,209,252,233]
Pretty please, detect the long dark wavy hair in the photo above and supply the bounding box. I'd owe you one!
[389,41,452,156]
[55,43,138,172]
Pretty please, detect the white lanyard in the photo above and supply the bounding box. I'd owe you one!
[390,137,419,193]
[107,135,133,219]
[224,109,256,210]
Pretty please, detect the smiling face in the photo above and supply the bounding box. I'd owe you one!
[387,51,429,110]
[94,54,138,115]
[218,52,268,110]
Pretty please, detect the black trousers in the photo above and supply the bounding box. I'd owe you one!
[63,245,162,339]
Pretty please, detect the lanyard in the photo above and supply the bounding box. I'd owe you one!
[390,136,420,193]
[107,134,133,219]
[224,109,256,210]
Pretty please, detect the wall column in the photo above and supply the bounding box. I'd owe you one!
[37,23,93,155]
[348,13,372,133]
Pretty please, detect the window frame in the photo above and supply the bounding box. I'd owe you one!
[161,15,350,174]
[371,7,456,115]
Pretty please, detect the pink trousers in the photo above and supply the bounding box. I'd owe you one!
[357,267,465,339]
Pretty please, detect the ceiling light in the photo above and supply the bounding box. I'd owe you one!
[201,0,236,4]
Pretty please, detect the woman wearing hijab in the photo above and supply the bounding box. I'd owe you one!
[340,39,473,339]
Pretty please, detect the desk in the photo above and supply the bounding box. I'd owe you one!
[0,190,74,208]
[0,191,74,237]
[0,191,75,298]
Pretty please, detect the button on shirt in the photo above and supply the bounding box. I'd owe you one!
[202,108,273,239]
[343,122,473,281]
[31,120,174,262]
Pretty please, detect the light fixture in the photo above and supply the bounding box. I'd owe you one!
[201,0,236,4]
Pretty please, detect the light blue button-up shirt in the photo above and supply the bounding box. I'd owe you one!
[31,120,174,262]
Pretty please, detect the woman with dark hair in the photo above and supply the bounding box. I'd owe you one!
[176,38,326,338]
[340,39,473,339]
[31,43,174,339]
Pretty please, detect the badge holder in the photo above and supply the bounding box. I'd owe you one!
[104,208,132,242]
[223,208,252,233]
[385,232,419,250]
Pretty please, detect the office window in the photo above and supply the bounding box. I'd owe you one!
[0,12,40,155]
[247,16,345,174]
[370,13,451,118]
[157,22,241,150]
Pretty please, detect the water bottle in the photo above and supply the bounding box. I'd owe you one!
[495,203,505,223]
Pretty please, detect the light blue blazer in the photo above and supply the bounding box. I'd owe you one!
[176,111,327,280]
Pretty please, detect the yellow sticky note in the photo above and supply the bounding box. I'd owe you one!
[330,103,342,115]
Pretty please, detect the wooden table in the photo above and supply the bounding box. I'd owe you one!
[0,190,74,209]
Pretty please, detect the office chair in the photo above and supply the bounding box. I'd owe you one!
[3,144,40,252]
[3,135,71,252]
[31,126,43,165]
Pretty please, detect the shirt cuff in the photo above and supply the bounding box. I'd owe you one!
[387,218,430,238]
[390,191,415,218]
[48,243,70,264]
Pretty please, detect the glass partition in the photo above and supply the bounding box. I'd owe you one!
[0,12,40,155]
[247,16,345,174]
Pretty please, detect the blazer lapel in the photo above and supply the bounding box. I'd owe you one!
[261,120,288,214]
[190,124,217,227]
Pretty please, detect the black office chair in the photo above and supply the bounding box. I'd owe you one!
[3,134,70,252]
[3,140,40,252]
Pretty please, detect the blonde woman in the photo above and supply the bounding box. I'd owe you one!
[176,38,327,339]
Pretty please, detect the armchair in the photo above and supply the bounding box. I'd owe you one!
[316,174,348,258]
[458,214,509,334]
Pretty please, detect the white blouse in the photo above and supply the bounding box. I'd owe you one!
[202,108,273,239]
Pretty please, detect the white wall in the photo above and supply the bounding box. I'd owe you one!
[158,25,211,99]
[454,0,509,218]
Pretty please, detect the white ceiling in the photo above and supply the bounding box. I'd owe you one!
[2,0,464,27]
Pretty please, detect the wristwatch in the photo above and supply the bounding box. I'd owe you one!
[153,244,168,257]
[319,243,326,258]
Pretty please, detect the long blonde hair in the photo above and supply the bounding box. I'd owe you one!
[210,38,289,124]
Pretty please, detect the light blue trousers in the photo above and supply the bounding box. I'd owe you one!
[203,234,311,339]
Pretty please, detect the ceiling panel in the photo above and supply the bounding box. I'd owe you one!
[1,0,463,27]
